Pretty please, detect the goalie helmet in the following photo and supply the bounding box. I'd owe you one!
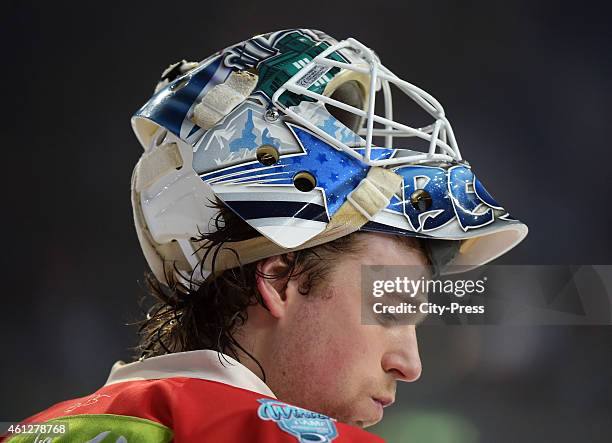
[130,28,527,285]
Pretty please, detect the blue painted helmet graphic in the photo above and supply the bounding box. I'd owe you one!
[130,28,527,284]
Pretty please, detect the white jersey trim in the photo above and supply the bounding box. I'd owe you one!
[104,350,276,398]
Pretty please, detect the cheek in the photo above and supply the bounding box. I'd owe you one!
[296,286,377,388]
[295,320,384,425]
[270,282,388,424]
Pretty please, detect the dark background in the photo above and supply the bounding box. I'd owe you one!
[3,1,611,442]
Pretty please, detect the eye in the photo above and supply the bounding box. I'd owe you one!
[376,311,398,327]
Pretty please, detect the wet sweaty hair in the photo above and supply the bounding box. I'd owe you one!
[131,199,428,378]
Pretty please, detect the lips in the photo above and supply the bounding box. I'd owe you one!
[372,397,394,408]
[360,397,395,427]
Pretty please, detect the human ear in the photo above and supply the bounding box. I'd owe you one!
[255,254,293,319]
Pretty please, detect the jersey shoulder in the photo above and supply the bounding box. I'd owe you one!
[6,377,385,443]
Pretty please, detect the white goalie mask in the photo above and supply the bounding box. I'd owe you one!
[130,29,528,285]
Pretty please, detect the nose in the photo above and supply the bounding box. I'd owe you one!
[381,325,422,382]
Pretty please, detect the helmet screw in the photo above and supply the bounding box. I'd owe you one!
[265,108,280,122]
[410,189,433,212]
[293,171,317,192]
[256,145,280,166]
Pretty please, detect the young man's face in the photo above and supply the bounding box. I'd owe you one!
[251,233,426,428]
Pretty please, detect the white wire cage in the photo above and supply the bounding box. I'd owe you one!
[272,37,463,166]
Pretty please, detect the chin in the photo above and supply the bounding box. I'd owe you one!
[362,416,383,428]
[341,401,384,428]
[350,417,380,429]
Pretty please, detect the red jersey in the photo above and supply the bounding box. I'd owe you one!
[3,350,385,442]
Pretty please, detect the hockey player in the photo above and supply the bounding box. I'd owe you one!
[6,29,527,442]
